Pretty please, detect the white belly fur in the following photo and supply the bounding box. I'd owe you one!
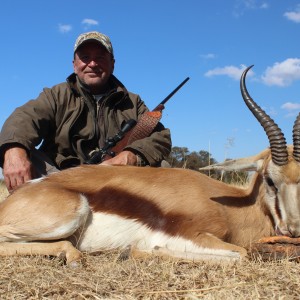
[74,212,241,260]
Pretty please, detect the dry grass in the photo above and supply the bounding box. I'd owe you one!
[1,181,300,299]
[0,180,9,202]
[0,252,300,299]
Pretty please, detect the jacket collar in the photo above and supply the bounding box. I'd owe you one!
[66,73,129,98]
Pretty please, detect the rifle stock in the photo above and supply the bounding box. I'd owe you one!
[109,111,163,157]
[86,77,190,164]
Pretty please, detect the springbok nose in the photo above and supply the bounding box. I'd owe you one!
[288,225,300,238]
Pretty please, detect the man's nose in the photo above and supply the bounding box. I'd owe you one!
[88,60,98,67]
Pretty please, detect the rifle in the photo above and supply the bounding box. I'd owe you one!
[85,77,190,164]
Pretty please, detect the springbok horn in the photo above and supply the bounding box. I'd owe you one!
[240,65,288,166]
[293,112,300,162]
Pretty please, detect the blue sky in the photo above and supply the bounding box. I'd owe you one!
[1,0,300,163]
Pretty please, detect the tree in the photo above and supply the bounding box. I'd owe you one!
[167,147,249,185]
[167,147,217,170]
[167,146,189,168]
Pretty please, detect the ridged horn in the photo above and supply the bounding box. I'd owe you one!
[240,65,288,166]
[293,112,300,162]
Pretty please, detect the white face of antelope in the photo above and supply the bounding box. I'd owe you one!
[263,158,300,237]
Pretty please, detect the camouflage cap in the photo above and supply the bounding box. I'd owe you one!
[74,31,114,57]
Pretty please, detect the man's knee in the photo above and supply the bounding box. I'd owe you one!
[30,149,59,177]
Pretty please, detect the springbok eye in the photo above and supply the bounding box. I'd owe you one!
[266,177,274,187]
[265,176,278,192]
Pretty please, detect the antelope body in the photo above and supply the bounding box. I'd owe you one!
[0,65,300,265]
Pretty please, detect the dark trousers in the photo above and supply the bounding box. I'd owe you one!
[30,149,59,177]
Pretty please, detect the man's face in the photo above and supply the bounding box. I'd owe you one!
[73,41,115,94]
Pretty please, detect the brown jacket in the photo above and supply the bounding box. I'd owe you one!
[0,74,171,169]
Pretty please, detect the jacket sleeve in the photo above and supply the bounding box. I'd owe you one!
[123,96,172,166]
[0,88,56,167]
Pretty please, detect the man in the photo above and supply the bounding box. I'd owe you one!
[0,31,171,192]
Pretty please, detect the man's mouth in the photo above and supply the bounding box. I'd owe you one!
[86,71,101,77]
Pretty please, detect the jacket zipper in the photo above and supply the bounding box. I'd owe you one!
[97,99,107,148]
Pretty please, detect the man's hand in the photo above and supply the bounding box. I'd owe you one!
[100,150,137,166]
[3,147,33,192]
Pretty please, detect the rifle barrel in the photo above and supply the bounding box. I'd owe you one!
[159,77,190,106]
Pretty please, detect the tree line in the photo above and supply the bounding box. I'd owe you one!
[166,146,248,185]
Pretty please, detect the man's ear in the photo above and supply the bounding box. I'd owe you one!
[111,58,115,73]
[72,59,77,74]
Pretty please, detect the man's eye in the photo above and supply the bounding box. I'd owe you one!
[79,56,89,62]
[95,56,105,62]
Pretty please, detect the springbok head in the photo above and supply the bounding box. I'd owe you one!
[241,65,300,237]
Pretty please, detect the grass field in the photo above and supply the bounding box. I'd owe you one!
[0,180,300,299]
[0,251,300,299]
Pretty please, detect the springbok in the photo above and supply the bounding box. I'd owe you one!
[0,65,299,265]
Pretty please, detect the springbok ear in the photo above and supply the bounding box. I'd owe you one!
[199,148,270,172]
